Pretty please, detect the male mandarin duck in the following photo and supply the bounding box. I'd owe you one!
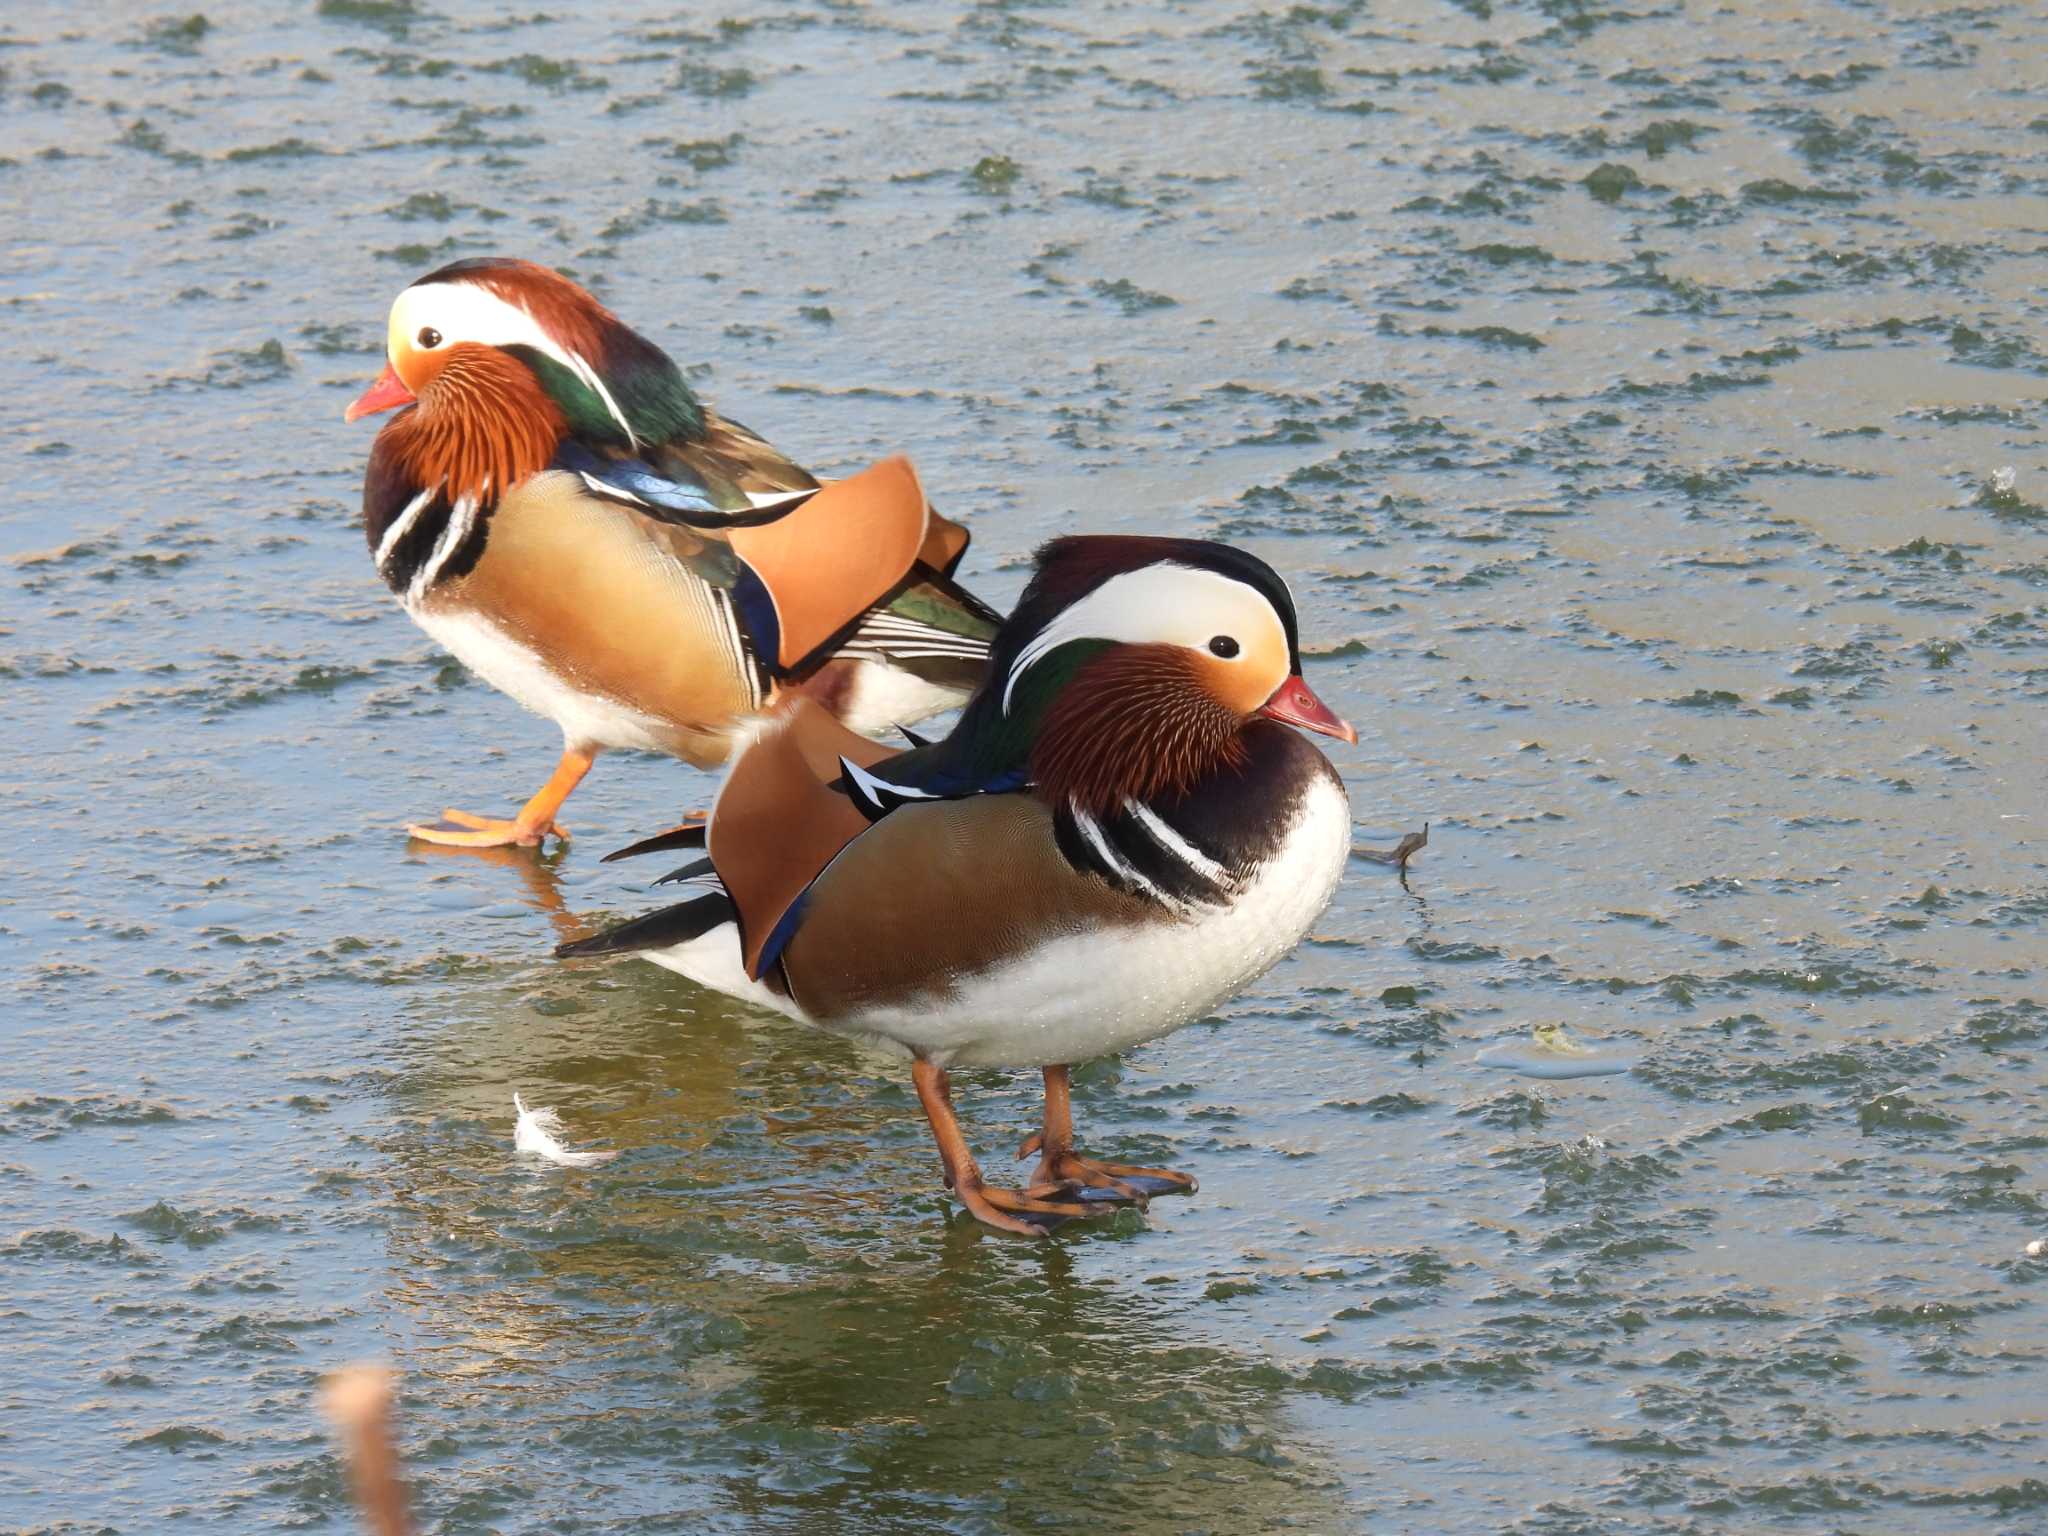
[559,536,1360,1235]
[343,256,998,848]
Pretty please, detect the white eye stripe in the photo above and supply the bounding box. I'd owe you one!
[392,281,638,449]
[1001,563,1288,714]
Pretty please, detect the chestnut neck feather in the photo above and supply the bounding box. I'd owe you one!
[390,346,566,504]
[1031,645,1248,814]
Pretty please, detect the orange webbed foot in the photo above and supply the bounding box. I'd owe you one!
[405,808,567,849]
[403,749,594,851]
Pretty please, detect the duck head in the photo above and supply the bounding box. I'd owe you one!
[994,536,1355,812]
[344,257,700,501]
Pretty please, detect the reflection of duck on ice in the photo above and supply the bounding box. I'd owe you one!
[322,1231,1354,1534]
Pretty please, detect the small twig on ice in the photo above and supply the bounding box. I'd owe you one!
[1355,822,1428,870]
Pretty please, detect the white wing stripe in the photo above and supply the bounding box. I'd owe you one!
[842,755,940,809]
[1073,805,1190,915]
[839,643,988,659]
[408,495,478,605]
[1125,799,1230,887]
[743,487,816,512]
[374,489,435,576]
[579,472,650,507]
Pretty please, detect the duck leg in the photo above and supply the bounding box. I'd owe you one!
[1020,1065,1199,1203]
[910,1060,1095,1236]
[406,748,594,849]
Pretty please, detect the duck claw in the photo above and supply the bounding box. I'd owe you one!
[964,1181,1100,1234]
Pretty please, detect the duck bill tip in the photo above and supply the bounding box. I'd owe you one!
[1258,676,1356,745]
[344,361,415,423]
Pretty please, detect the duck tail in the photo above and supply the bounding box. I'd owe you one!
[554,890,736,959]
[599,818,708,863]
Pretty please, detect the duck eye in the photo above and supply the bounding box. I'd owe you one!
[1208,635,1240,659]
[416,326,443,349]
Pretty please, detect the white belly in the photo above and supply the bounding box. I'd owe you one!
[410,603,682,755]
[641,921,806,1023]
[833,772,1353,1069]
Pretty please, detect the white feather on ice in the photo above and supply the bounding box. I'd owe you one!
[513,1093,617,1168]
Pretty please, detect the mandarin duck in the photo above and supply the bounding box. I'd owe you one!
[559,536,1360,1235]
[343,257,998,848]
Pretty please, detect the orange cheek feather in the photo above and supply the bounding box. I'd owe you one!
[1032,645,1247,812]
[1193,640,1289,717]
[383,346,566,504]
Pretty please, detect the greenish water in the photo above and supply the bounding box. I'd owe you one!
[4,1,2046,1531]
